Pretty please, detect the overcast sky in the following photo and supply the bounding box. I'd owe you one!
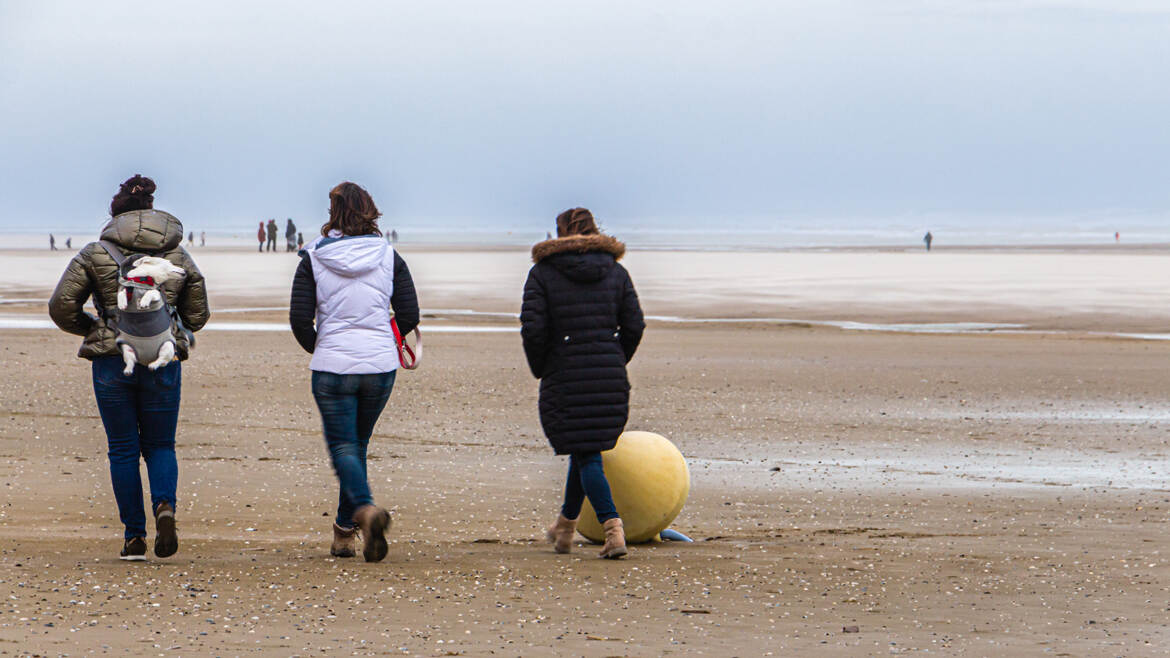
[1,0,1167,232]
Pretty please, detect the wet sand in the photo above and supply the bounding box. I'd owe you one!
[1,320,1168,655]
[5,245,1170,332]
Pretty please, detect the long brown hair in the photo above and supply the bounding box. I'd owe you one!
[321,182,382,237]
[556,207,599,237]
[110,174,155,216]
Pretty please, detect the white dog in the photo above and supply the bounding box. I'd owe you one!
[116,256,186,375]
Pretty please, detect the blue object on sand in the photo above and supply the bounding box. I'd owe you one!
[659,528,693,542]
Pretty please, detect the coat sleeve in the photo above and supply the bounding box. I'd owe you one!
[519,266,550,378]
[617,267,645,363]
[177,251,210,332]
[48,250,97,336]
[289,253,318,353]
[390,252,419,335]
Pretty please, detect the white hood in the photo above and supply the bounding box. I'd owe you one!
[311,235,389,277]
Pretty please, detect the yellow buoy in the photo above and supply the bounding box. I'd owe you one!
[577,431,690,544]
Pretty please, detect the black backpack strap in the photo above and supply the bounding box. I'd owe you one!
[169,246,196,347]
[97,240,127,268]
[92,241,128,322]
[168,305,195,348]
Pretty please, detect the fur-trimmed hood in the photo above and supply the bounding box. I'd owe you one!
[531,234,626,263]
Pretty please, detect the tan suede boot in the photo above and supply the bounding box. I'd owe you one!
[330,522,356,558]
[353,504,392,563]
[599,518,627,559]
[545,514,578,554]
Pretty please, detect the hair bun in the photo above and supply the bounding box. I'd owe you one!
[121,174,156,197]
[110,174,156,216]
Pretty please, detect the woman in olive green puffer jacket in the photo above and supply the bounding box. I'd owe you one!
[48,207,209,359]
[48,175,209,561]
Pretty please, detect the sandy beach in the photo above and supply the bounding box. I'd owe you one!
[4,244,1170,333]
[1,245,1168,655]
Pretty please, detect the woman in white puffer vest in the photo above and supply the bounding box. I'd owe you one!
[289,182,419,563]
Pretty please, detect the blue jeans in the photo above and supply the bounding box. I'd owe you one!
[561,452,619,523]
[91,356,181,539]
[311,370,396,528]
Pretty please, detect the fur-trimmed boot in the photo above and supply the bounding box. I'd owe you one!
[331,522,356,558]
[599,518,627,559]
[353,504,392,563]
[545,514,578,554]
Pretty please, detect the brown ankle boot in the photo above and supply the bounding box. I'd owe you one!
[331,522,356,558]
[353,504,392,563]
[599,518,627,559]
[153,501,178,558]
[545,514,578,554]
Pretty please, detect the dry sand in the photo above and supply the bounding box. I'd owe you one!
[0,246,1168,655]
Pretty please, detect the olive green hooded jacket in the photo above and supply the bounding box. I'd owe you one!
[48,210,210,360]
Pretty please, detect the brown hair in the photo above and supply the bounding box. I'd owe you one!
[110,175,155,216]
[556,208,599,237]
[322,182,382,237]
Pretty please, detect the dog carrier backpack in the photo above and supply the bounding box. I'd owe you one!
[96,240,193,365]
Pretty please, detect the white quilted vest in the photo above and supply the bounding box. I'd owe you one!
[305,232,400,374]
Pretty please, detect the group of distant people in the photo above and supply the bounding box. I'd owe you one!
[52,232,205,250]
[56,227,1133,255]
[258,218,303,252]
[56,221,398,254]
[258,218,396,253]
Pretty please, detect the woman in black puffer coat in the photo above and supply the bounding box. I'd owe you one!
[521,208,645,558]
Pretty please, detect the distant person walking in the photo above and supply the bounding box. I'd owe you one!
[289,181,419,562]
[923,231,933,251]
[65,237,72,249]
[1115,231,1120,242]
[187,231,194,247]
[266,219,278,252]
[48,174,209,561]
[297,231,304,250]
[257,222,265,252]
[200,231,205,247]
[390,229,398,244]
[50,234,57,251]
[285,219,297,252]
[522,208,645,559]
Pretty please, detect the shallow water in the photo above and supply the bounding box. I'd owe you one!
[5,310,1169,341]
[204,322,516,333]
[693,447,1169,492]
[0,315,516,333]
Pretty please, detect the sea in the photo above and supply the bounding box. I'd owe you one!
[4,214,1168,250]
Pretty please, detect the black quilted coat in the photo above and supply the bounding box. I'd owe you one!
[520,234,645,454]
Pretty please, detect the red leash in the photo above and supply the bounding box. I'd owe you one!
[391,318,421,370]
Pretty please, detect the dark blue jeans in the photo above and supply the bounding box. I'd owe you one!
[561,452,619,523]
[91,356,181,539]
[311,370,396,529]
